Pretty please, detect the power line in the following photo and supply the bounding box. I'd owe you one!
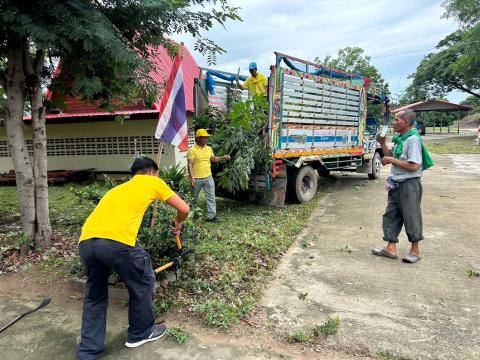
[371,38,480,59]
[372,48,435,59]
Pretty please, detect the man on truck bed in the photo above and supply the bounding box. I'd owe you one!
[236,61,268,98]
[372,109,433,264]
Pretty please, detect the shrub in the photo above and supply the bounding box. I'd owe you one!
[313,316,340,336]
[288,329,311,343]
[166,327,190,344]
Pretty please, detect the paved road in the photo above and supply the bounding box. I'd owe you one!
[260,154,480,360]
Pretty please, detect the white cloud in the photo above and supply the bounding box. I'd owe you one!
[180,0,465,103]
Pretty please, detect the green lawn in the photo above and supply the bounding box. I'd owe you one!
[0,182,325,327]
[423,136,480,155]
[0,185,95,238]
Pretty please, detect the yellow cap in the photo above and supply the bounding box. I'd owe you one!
[195,128,210,138]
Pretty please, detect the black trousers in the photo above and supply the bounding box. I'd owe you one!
[76,238,155,360]
[383,177,423,243]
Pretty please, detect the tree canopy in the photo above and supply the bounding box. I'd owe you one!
[407,0,480,100]
[316,47,389,119]
[316,47,389,96]
[0,0,241,249]
[0,0,241,107]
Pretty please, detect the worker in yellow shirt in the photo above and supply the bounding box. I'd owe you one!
[187,129,230,223]
[236,61,268,98]
[76,157,190,358]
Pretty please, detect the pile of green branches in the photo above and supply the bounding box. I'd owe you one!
[195,96,273,193]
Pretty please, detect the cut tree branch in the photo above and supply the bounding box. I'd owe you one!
[446,80,480,99]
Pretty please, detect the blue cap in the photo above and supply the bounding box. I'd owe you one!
[248,62,257,70]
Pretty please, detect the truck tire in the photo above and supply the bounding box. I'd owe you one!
[288,165,318,203]
[368,152,381,180]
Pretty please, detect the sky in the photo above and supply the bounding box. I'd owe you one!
[181,0,466,104]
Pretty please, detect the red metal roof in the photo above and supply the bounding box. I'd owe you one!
[42,43,199,120]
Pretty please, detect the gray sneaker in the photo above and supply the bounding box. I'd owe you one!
[125,324,166,348]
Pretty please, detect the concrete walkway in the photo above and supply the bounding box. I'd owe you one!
[0,295,291,360]
[260,155,480,360]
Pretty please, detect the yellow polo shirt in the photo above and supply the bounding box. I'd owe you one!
[79,175,175,247]
[187,144,214,179]
[244,73,267,97]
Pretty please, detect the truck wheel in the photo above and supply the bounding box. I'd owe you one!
[368,152,381,180]
[288,165,318,203]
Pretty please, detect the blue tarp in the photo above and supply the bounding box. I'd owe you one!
[280,56,364,80]
[206,70,248,95]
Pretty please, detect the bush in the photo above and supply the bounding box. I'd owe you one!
[70,171,203,269]
[313,316,340,336]
[288,329,311,343]
[159,164,191,199]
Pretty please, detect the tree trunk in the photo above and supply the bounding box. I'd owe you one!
[28,49,52,249]
[5,32,35,253]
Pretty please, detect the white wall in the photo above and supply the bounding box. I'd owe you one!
[0,117,190,173]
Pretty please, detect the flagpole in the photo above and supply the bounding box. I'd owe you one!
[150,141,164,229]
[151,42,184,229]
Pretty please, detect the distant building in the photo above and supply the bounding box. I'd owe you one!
[0,44,199,175]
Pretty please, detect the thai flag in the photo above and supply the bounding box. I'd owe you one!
[154,54,188,151]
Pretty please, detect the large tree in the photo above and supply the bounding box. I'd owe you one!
[0,0,240,251]
[316,47,390,118]
[408,0,480,99]
[442,0,480,28]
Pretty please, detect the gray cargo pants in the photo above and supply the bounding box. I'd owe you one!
[193,175,216,220]
[383,177,423,243]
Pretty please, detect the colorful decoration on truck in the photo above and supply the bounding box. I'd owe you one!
[283,68,363,91]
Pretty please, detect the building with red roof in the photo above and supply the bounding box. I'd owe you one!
[0,44,199,174]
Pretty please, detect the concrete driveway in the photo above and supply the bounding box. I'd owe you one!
[260,154,480,360]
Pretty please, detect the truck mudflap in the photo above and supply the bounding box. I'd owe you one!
[255,161,287,207]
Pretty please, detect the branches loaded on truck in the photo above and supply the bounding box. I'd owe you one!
[194,52,390,206]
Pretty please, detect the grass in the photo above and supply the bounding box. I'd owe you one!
[0,181,326,328]
[313,316,340,336]
[166,327,190,344]
[466,268,480,278]
[0,184,95,238]
[179,192,323,327]
[423,136,480,155]
[376,349,412,360]
[286,316,341,344]
[287,329,311,343]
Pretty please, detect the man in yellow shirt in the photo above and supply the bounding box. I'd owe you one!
[236,61,268,98]
[76,157,190,359]
[187,129,230,222]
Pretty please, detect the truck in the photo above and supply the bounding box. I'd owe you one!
[194,52,390,206]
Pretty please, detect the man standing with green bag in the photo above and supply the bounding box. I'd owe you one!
[372,109,434,263]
